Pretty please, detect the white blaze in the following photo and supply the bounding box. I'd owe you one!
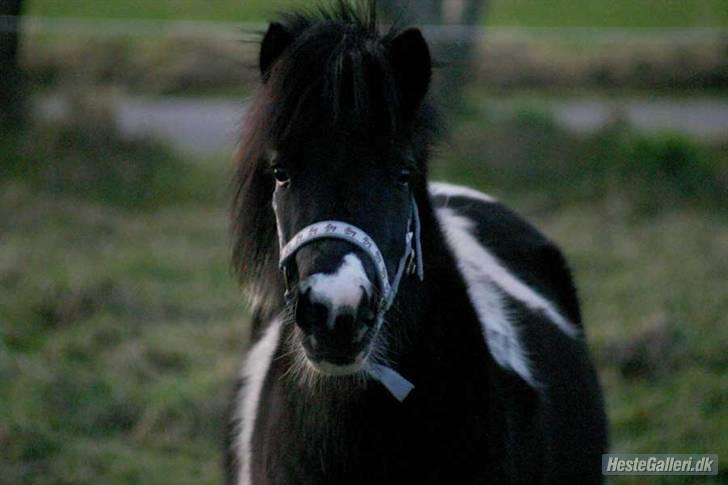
[303,253,372,313]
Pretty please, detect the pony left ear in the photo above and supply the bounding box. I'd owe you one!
[260,22,295,82]
[389,28,432,117]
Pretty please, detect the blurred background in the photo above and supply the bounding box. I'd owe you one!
[1,0,726,483]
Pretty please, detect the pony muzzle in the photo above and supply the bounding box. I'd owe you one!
[275,197,423,376]
[294,255,379,374]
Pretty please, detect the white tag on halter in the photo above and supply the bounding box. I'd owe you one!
[367,363,414,402]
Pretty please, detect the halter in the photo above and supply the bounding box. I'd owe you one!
[273,193,424,401]
[277,194,424,314]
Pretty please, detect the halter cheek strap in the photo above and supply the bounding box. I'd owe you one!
[274,194,424,402]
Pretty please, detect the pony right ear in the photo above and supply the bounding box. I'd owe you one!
[389,28,432,118]
[260,22,295,82]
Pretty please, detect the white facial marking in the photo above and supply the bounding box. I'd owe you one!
[436,207,579,388]
[429,181,497,205]
[303,253,371,323]
[235,317,282,485]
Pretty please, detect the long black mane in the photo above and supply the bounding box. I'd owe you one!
[232,1,437,322]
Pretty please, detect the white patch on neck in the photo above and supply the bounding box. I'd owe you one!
[235,317,282,485]
[435,207,579,387]
[429,181,497,204]
[303,253,371,315]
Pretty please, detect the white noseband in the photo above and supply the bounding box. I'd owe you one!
[276,195,424,315]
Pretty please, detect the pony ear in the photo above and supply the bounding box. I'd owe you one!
[389,28,432,117]
[260,22,295,82]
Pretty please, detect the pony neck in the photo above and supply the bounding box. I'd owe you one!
[374,188,484,380]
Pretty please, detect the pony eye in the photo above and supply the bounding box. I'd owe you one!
[397,168,412,187]
[273,167,290,185]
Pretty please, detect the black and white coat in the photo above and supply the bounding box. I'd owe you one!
[226,181,607,485]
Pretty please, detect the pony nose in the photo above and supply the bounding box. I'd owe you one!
[292,251,378,364]
[295,277,377,366]
[296,287,377,348]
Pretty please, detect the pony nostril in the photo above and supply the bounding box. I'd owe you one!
[334,312,355,333]
[295,290,329,333]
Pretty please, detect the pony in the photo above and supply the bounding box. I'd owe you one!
[227,3,607,484]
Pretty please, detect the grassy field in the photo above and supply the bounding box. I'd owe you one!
[27,0,728,27]
[21,1,728,96]
[1,104,727,483]
[0,186,242,483]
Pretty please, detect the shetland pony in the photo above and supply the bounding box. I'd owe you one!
[227,3,607,484]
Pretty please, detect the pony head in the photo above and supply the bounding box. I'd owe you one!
[234,2,435,378]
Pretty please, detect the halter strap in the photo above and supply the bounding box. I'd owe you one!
[276,195,423,314]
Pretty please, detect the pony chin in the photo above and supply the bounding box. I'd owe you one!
[308,351,369,376]
[285,325,385,393]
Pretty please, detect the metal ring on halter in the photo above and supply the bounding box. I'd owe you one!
[276,195,424,315]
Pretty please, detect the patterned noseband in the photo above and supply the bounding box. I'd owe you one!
[275,194,424,316]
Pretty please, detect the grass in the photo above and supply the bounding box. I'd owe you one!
[26,0,296,24]
[1,103,727,482]
[1,94,220,208]
[434,106,728,211]
[27,0,728,27]
[0,185,245,483]
[20,22,728,97]
[487,0,728,28]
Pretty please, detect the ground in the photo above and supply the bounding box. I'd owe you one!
[1,101,726,482]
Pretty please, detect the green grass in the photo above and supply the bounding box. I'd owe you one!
[0,182,245,483]
[487,0,728,28]
[1,95,220,208]
[26,0,298,23]
[1,106,727,482]
[27,0,728,27]
[435,106,728,211]
[21,2,728,97]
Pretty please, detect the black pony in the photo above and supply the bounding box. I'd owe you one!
[228,3,607,484]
